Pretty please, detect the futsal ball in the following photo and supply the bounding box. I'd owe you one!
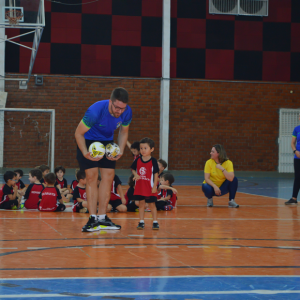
[89,142,105,158]
[106,142,120,158]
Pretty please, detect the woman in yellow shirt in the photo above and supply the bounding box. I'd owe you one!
[202,144,239,208]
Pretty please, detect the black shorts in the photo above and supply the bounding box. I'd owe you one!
[0,200,18,209]
[156,200,168,211]
[134,195,157,203]
[126,200,138,212]
[109,199,123,210]
[77,139,116,171]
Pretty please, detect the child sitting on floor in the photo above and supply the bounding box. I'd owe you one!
[156,173,177,211]
[38,173,66,212]
[55,166,72,202]
[38,165,50,184]
[0,171,21,210]
[70,168,79,195]
[14,169,26,199]
[72,170,88,213]
[107,175,127,212]
[24,169,44,209]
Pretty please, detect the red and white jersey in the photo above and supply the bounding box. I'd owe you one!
[133,154,141,161]
[0,184,12,205]
[16,180,25,190]
[72,186,87,212]
[110,175,122,201]
[70,180,78,193]
[131,157,159,197]
[55,178,67,189]
[39,187,62,212]
[158,188,177,207]
[24,183,44,209]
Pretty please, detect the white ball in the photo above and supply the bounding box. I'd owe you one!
[106,142,120,158]
[88,142,105,158]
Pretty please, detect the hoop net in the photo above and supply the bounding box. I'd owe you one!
[5,9,23,25]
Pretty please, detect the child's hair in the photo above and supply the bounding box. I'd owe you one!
[131,141,140,151]
[161,173,175,185]
[44,173,56,185]
[213,144,229,164]
[14,169,23,177]
[128,174,135,188]
[75,168,80,179]
[54,166,65,174]
[4,171,16,183]
[76,170,86,181]
[158,159,167,169]
[29,169,43,181]
[140,137,154,148]
[39,165,50,173]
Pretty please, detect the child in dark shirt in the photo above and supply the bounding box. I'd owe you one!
[14,169,26,198]
[24,169,44,209]
[156,173,177,211]
[107,175,127,213]
[0,171,21,210]
[54,166,72,202]
[38,165,50,184]
[38,173,66,212]
[127,140,140,161]
[72,170,88,213]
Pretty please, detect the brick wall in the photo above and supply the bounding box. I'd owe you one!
[4,75,300,171]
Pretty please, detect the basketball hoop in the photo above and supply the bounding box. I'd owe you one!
[5,9,23,26]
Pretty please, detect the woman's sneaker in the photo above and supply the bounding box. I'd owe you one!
[82,216,100,232]
[207,198,213,207]
[228,200,239,208]
[137,222,145,230]
[285,198,298,205]
[98,215,121,230]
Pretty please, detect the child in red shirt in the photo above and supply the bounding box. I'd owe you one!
[38,173,66,212]
[131,137,159,230]
[107,175,127,212]
[72,170,88,213]
[127,140,140,161]
[157,173,177,211]
[24,169,44,209]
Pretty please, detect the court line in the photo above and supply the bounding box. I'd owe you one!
[0,290,299,298]
[1,275,300,280]
[1,266,300,271]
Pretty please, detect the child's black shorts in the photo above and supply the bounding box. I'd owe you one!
[134,195,157,203]
[0,200,18,209]
[109,199,122,210]
[77,139,116,171]
[126,200,138,212]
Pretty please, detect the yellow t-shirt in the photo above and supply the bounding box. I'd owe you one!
[203,159,234,187]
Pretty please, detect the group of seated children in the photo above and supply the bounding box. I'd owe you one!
[0,140,177,214]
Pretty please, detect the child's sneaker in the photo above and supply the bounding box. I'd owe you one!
[79,208,88,213]
[137,222,145,230]
[19,204,24,209]
[285,198,298,205]
[152,222,159,230]
[164,205,173,211]
[11,205,18,210]
[144,207,151,212]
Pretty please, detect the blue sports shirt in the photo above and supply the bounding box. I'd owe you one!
[82,100,132,141]
[292,125,300,159]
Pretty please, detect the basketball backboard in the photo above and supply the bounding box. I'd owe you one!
[0,0,45,28]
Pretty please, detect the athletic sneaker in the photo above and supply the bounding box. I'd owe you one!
[207,198,213,207]
[144,207,151,212]
[152,222,159,230]
[228,200,239,208]
[98,216,121,230]
[79,207,88,213]
[19,204,24,209]
[285,198,298,205]
[82,216,100,232]
[137,222,145,230]
[164,205,173,211]
[11,205,18,210]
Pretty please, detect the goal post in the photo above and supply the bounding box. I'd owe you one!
[0,108,55,174]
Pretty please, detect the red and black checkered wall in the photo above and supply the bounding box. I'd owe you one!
[5,0,300,81]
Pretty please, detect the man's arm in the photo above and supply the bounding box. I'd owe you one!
[75,121,102,161]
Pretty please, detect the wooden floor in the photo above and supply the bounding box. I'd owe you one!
[0,185,299,280]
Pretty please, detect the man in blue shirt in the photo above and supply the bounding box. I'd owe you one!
[75,87,132,232]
